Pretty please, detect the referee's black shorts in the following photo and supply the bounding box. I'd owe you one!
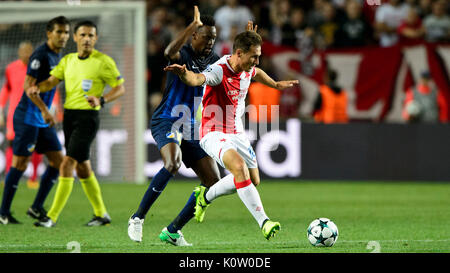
[63,109,99,163]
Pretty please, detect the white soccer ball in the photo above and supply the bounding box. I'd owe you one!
[307,218,339,247]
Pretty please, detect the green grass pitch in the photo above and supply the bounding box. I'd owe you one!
[0,180,449,253]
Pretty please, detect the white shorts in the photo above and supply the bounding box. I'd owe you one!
[200,131,258,169]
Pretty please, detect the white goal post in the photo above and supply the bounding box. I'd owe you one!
[0,1,146,184]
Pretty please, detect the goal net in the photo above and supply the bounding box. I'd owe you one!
[0,1,146,183]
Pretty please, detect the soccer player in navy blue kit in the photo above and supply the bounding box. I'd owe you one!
[0,16,70,224]
[127,7,221,245]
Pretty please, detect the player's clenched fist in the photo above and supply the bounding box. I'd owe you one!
[25,85,40,98]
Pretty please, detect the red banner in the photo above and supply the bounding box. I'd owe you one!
[262,41,450,122]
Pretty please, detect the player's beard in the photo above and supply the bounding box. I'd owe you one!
[202,47,212,56]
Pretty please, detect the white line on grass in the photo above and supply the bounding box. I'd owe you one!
[1,239,449,249]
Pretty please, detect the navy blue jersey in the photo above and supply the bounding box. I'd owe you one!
[15,43,61,128]
[152,44,220,138]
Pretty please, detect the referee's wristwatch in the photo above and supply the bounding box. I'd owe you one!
[100,96,106,108]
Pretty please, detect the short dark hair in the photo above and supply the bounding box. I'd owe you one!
[46,16,70,32]
[74,20,97,34]
[232,31,262,53]
[200,15,215,27]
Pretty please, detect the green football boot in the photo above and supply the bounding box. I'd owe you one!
[193,186,210,223]
[159,227,192,246]
[261,220,281,240]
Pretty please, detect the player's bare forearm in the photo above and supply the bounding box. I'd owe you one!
[104,84,125,103]
[24,76,44,103]
[253,68,277,89]
[23,75,37,92]
[164,23,198,61]
[27,92,51,116]
[164,6,202,61]
[164,64,206,86]
[37,76,61,92]
[86,84,125,108]
[181,70,206,86]
[254,67,299,90]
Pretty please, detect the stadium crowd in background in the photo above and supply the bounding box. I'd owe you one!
[0,0,449,124]
[143,0,449,122]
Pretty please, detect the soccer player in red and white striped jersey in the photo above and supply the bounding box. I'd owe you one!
[164,24,298,240]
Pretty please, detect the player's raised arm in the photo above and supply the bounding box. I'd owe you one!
[253,67,299,90]
[164,6,203,61]
[246,21,258,33]
[164,64,206,87]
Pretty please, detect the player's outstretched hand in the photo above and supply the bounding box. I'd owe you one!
[42,110,56,127]
[164,64,187,76]
[85,95,101,108]
[25,85,40,98]
[193,5,203,27]
[246,21,258,33]
[275,80,299,90]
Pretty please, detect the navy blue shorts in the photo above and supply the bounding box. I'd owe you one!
[151,119,207,168]
[12,115,62,156]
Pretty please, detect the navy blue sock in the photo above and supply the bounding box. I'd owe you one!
[167,190,197,233]
[31,166,59,210]
[133,167,173,219]
[0,167,24,216]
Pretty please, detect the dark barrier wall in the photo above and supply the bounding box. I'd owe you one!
[147,120,450,181]
[300,123,450,181]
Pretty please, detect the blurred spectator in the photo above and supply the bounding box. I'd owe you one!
[307,0,326,29]
[279,81,302,120]
[270,0,291,44]
[374,0,409,47]
[315,1,339,49]
[397,7,425,45]
[334,0,373,48]
[214,24,238,56]
[403,70,448,123]
[361,0,379,26]
[214,0,254,42]
[147,6,172,48]
[331,0,347,9]
[146,5,175,119]
[0,41,33,176]
[280,8,309,47]
[417,0,433,18]
[166,15,187,41]
[251,0,272,39]
[248,55,280,123]
[423,0,450,42]
[278,7,315,75]
[199,0,223,17]
[404,0,418,7]
[313,68,349,123]
[248,84,281,123]
[147,37,166,118]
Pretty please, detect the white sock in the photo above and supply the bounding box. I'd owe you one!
[205,173,236,202]
[235,179,268,228]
